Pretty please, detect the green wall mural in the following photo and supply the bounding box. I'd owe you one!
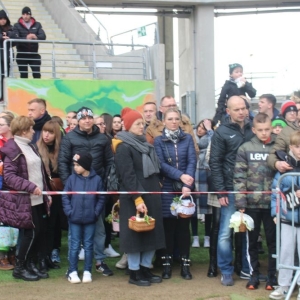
[6,78,156,118]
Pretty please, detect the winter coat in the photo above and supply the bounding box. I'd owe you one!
[14,17,46,53]
[58,125,114,185]
[0,138,49,229]
[114,140,165,253]
[62,168,105,224]
[268,121,300,170]
[271,154,300,225]
[32,111,51,144]
[209,119,254,198]
[234,135,276,210]
[146,111,199,156]
[213,79,256,123]
[154,129,197,218]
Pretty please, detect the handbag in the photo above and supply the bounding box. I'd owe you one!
[107,163,119,191]
[0,225,19,248]
[163,142,184,192]
[49,176,64,191]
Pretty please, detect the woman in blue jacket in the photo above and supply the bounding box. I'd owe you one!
[154,108,197,280]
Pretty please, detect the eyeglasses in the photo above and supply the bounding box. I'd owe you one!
[0,123,8,126]
[161,104,177,108]
[96,122,106,126]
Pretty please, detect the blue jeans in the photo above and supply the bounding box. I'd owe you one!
[69,222,96,273]
[127,250,155,270]
[94,211,106,264]
[217,193,236,275]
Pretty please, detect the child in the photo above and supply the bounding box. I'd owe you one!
[213,63,256,124]
[69,117,78,132]
[269,131,300,299]
[234,113,277,290]
[271,116,287,135]
[62,152,105,284]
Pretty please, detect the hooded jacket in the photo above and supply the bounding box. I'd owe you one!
[62,168,105,224]
[14,16,46,53]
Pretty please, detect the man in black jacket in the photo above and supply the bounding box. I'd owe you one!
[14,7,46,78]
[58,106,114,277]
[210,96,254,286]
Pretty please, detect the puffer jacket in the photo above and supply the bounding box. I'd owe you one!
[58,125,114,185]
[0,138,49,229]
[209,118,254,198]
[14,17,46,53]
[271,155,300,227]
[213,79,256,124]
[62,168,105,224]
[234,134,276,209]
[154,128,197,218]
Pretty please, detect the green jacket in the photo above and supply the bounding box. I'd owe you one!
[234,135,276,209]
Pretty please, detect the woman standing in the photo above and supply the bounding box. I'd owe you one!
[154,108,197,280]
[36,120,62,268]
[114,107,164,287]
[111,114,123,137]
[0,116,50,281]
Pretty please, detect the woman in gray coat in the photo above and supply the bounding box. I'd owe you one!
[114,107,165,287]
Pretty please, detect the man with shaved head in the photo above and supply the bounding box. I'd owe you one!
[209,96,254,286]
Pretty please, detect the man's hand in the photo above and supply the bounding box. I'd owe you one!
[219,196,229,206]
[273,217,277,224]
[275,161,293,173]
[26,33,37,40]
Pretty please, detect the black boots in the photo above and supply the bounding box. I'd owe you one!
[129,269,151,286]
[207,227,218,278]
[13,258,39,281]
[207,256,218,277]
[181,257,192,280]
[140,265,162,283]
[27,258,49,279]
[44,255,60,270]
[161,255,172,279]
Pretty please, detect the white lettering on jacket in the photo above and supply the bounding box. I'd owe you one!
[249,153,269,161]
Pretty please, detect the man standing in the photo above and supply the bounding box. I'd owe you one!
[142,102,157,130]
[210,96,254,286]
[258,94,279,121]
[58,107,114,277]
[27,98,51,143]
[14,7,46,78]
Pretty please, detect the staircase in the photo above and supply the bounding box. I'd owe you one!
[1,0,93,78]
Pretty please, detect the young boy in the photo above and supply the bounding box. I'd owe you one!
[62,152,105,284]
[271,116,287,135]
[234,113,277,290]
[213,63,256,124]
[269,131,300,299]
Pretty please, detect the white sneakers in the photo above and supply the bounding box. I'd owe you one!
[68,271,92,284]
[115,253,128,269]
[192,236,200,248]
[68,271,81,284]
[204,236,210,248]
[78,248,85,261]
[269,286,288,299]
[104,244,120,258]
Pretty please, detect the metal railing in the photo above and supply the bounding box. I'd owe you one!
[3,39,153,80]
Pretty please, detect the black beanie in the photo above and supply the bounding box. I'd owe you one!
[0,10,8,20]
[229,63,243,74]
[22,7,31,15]
[73,152,92,171]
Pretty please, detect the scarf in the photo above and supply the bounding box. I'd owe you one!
[164,128,180,143]
[116,131,160,178]
[33,111,51,131]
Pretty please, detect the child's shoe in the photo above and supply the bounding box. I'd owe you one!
[269,286,288,299]
[192,236,200,248]
[246,276,259,290]
[82,271,92,283]
[204,236,210,248]
[68,271,81,284]
[266,273,278,290]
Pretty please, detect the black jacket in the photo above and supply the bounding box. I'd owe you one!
[209,118,254,198]
[14,17,46,53]
[213,80,256,123]
[58,125,114,186]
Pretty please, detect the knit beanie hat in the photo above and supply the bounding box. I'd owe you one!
[121,107,142,131]
[229,63,243,74]
[271,116,287,128]
[73,152,92,171]
[77,107,94,121]
[280,100,297,118]
[22,7,31,15]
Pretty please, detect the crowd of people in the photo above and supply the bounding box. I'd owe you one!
[0,62,299,299]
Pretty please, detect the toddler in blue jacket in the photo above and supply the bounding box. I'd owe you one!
[62,152,105,284]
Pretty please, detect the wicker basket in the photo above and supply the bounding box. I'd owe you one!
[111,201,120,232]
[128,211,155,232]
[239,212,247,232]
[177,195,195,218]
